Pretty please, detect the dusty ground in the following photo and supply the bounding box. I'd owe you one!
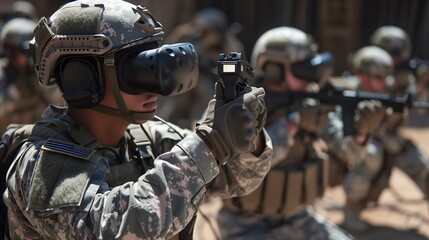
[193,111,429,240]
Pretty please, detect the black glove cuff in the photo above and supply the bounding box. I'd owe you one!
[196,124,232,164]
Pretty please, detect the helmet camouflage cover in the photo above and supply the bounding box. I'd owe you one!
[30,0,164,86]
[352,46,394,77]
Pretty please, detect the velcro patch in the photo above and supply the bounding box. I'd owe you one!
[42,138,94,160]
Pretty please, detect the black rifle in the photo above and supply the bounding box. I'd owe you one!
[266,83,429,136]
[217,52,254,101]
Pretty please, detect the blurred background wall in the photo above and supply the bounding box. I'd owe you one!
[2,0,428,75]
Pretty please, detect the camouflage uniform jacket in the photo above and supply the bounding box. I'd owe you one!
[4,105,273,240]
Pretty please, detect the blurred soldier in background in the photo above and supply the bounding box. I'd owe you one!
[214,26,353,239]
[157,8,245,129]
[324,46,429,232]
[371,25,429,106]
[0,0,39,49]
[0,17,62,133]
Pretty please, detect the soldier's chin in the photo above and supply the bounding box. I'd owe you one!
[133,119,148,124]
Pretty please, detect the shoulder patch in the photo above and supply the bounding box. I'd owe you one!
[41,138,94,160]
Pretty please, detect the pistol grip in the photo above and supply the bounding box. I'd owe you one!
[220,75,238,102]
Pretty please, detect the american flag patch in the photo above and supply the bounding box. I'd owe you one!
[41,138,94,160]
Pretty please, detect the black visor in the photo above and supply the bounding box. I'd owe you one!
[290,52,333,82]
[116,42,199,96]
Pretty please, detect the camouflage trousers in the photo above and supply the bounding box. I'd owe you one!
[216,206,353,240]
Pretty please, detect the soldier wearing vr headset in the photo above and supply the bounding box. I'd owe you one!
[1,0,272,239]
[214,26,353,239]
[158,8,245,130]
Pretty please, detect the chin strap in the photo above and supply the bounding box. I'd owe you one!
[92,54,155,123]
[92,104,155,122]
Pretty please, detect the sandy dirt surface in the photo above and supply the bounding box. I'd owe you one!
[193,112,429,240]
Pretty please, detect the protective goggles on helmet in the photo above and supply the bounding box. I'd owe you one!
[290,52,333,82]
[115,42,199,96]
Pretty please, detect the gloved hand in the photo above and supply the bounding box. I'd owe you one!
[196,86,266,163]
[254,87,267,135]
[354,100,385,136]
[298,98,332,135]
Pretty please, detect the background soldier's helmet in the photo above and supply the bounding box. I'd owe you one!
[0,17,37,56]
[351,46,394,77]
[194,8,229,38]
[10,0,39,20]
[370,25,412,63]
[30,0,164,87]
[251,26,334,85]
[251,26,317,70]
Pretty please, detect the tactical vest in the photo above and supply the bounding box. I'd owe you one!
[223,135,329,218]
[105,123,195,240]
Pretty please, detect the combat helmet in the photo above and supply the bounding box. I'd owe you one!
[30,0,198,122]
[352,46,394,78]
[251,26,332,84]
[194,8,229,37]
[370,25,412,63]
[10,1,39,20]
[0,17,37,57]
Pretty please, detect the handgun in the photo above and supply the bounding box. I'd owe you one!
[216,52,254,102]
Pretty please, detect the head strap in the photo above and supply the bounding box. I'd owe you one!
[92,54,155,123]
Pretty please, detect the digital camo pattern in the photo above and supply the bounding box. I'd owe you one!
[4,105,273,239]
[49,0,163,49]
[215,116,352,240]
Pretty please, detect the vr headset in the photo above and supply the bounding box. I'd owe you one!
[116,42,199,96]
[290,51,333,82]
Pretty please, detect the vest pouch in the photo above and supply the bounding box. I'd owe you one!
[281,168,304,217]
[104,158,143,187]
[318,157,329,196]
[261,170,286,215]
[304,162,318,205]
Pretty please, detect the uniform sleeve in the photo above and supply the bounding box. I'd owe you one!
[320,108,368,164]
[263,118,293,166]
[88,133,220,239]
[207,128,273,198]
[144,120,273,200]
[6,134,220,240]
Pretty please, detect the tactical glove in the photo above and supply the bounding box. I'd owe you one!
[196,87,266,163]
[354,100,385,136]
